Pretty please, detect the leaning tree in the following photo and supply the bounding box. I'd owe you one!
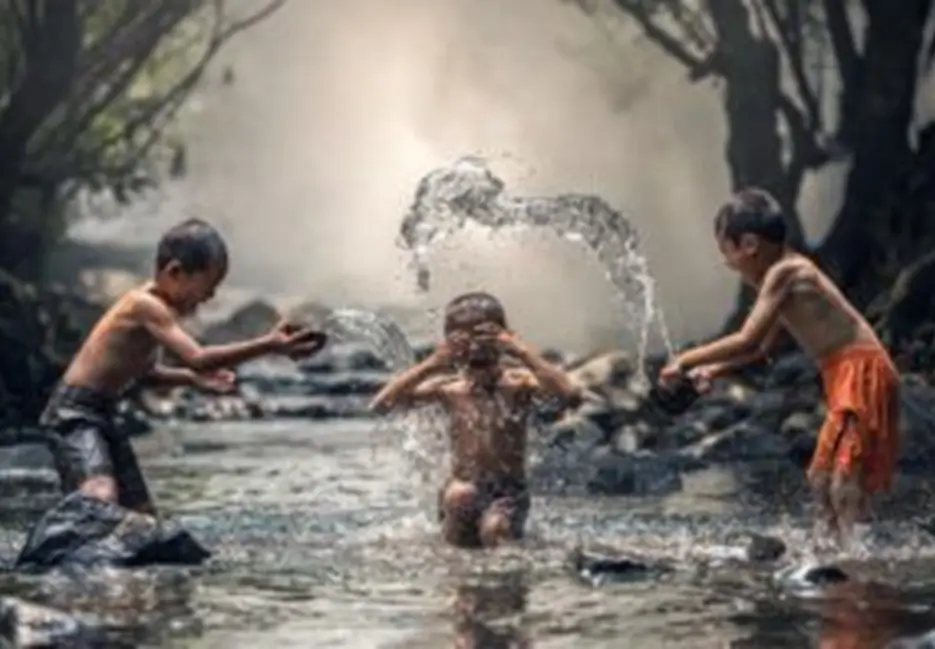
[0,0,286,279]
[570,0,935,343]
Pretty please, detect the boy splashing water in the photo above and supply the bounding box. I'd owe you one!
[370,292,581,548]
[660,189,899,544]
[41,219,325,514]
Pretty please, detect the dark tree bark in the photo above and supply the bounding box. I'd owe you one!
[816,0,935,308]
[0,1,80,278]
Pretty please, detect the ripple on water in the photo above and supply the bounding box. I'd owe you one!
[6,419,935,647]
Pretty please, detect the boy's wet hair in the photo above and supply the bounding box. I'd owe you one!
[714,188,786,244]
[155,218,229,273]
[444,291,507,334]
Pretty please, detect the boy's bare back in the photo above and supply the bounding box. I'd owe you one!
[63,288,170,395]
[756,251,879,359]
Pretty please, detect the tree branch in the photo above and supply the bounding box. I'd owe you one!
[611,0,719,80]
[760,0,822,132]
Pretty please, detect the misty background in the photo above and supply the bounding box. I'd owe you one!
[68,0,848,353]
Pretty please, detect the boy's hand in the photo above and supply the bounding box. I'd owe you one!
[193,369,237,394]
[269,319,327,357]
[429,334,465,368]
[686,365,715,394]
[286,331,328,359]
[658,359,685,386]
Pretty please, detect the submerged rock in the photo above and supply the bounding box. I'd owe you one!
[569,546,672,586]
[586,449,683,496]
[743,533,786,562]
[774,562,850,590]
[0,597,107,649]
[15,493,210,573]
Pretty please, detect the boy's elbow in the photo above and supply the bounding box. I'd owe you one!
[178,350,210,372]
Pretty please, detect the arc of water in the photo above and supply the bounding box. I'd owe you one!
[396,157,675,380]
[321,308,448,494]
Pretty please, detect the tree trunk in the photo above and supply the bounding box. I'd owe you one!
[0,1,80,276]
[709,0,806,247]
[816,0,934,308]
[706,0,807,331]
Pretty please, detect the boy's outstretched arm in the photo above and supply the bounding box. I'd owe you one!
[666,261,795,376]
[144,365,198,387]
[369,350,450,413]
[696,323,783,379]
[134,292,318,371]
[500,332,582,407]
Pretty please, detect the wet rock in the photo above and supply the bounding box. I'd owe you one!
[0,436,60,517]
[765,352,819,389]
[297,341,393,374]
[15,492,210,572]
[567,350,633,390]
[0,597,104,649]
[738,532,786,562]
[585,448,683,496]
[781,411,822,465]
[774,562,850,589]
[569,546,672,586]
[683,421,791,463]
[262,394,370,419]
[898,380,935,469]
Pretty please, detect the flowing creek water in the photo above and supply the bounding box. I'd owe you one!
[4,158,935,647]
[4,417,935,648]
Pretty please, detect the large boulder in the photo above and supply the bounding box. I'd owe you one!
[198,299,279,345]
[15,493,210,573]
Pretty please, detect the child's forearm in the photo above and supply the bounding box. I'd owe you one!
[369,357,439,412]
[188,336,278,371]
[676,333,755,370]
[143,365,197,387]
[707,350,767,378]
[512,344,581,404]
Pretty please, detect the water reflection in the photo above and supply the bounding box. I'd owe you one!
[452,570,531,649]
[730,578,935,649]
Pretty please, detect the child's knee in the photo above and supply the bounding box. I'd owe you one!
[478,511,512,547]
[443,480,478,513]
[79,475,118,502]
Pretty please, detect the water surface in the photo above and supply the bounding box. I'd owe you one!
[5,419,935,648]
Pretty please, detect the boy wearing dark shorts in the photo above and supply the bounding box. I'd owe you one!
[370,292,581,548]
[42,218,325,514]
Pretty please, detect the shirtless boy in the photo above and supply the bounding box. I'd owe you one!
[660,188,899,542]
[41,218,325,515]
[370,292,581,548]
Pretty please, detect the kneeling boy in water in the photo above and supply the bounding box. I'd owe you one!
[370,292,581,548]
[42,218,325,515]
[659,188,900,543]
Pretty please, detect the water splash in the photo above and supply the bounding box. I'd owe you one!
[321,308,449,500]
[397,156,674,380]
[322,308,417,372]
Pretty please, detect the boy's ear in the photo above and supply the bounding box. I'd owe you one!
[161,259,184,277]
[738,233,759,254]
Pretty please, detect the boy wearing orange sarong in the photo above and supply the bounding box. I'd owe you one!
[659,188,900,543]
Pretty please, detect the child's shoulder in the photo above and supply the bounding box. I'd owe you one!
[104,285,176,325]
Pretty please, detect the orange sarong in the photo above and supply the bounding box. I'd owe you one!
[807,343,900,493]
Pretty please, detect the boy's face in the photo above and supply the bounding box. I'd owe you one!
[716,233,759,273]
[446,317,503,369]
[163,262,227,315]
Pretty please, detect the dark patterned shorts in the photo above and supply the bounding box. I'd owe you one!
[41,384,156,514]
